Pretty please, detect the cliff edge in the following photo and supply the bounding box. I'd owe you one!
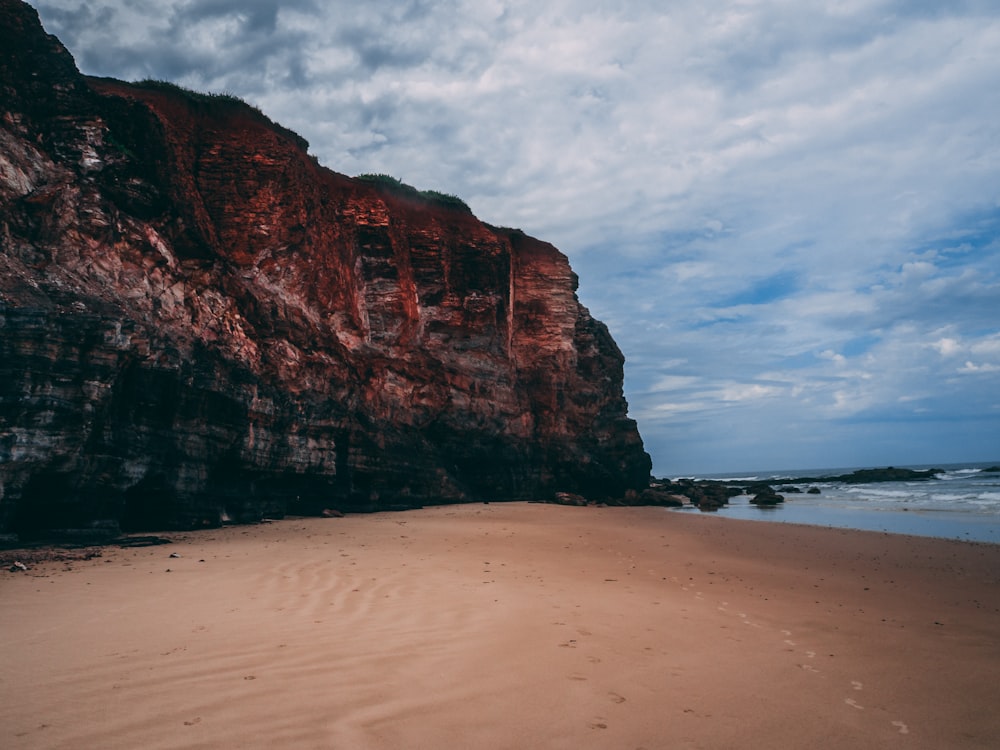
[0,0,651,538]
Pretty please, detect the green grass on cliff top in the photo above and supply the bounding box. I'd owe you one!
[132,78,310,152]
[354,173,472,213]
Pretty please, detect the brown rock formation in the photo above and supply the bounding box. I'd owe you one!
[0,0,650,538]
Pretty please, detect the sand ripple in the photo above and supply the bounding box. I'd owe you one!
[3,504,999,749]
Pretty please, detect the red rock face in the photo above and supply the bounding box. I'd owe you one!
[0,0,650,538]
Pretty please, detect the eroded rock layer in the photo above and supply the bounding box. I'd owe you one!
[0,0,650,537]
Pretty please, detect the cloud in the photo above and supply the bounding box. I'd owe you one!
[32,0,1000,473]
[932,338,962,357]
[959,361,1000,374]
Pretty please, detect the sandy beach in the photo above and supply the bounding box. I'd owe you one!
[2,502,999,749]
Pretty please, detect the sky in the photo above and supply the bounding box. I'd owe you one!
[33,0,1000,475]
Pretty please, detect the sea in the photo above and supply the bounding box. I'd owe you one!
[669,462,1000,545]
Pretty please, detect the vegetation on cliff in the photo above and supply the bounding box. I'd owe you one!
[130,78,311,152]
[354,173,472,213]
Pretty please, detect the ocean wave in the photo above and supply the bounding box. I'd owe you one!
[937,468,983,480]
[845,488,912,499]
[967,500,1000,511]
[684,475,762,482]
[931,493,970,502]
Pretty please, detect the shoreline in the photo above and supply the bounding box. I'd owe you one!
[657,461,1000,544]
[670,495,1000,545]
[3,503,999,748]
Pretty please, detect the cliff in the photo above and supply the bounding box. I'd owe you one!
[0,0,650,539]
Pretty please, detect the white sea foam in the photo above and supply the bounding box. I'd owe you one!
[969,497,1000,509]
[930,493,968,502]
[938,468,982,480]
[846,487,911,499]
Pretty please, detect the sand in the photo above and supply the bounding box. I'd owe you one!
[2,502,999,749]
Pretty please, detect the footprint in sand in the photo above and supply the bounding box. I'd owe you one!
[805,650,816,659]
[609,691,627,704]
[845,698,864,710]
[800,664,820,673]
[851,681,863,691]
[891,720,910,735]
[784,639,797,647]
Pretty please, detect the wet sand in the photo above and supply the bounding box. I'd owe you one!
[2,502,999,749]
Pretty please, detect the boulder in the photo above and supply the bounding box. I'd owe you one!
[552,492,589,507]
[749,491,785,506]
[637,489,686,507]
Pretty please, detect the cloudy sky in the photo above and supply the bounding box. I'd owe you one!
[35,0,1000,475]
